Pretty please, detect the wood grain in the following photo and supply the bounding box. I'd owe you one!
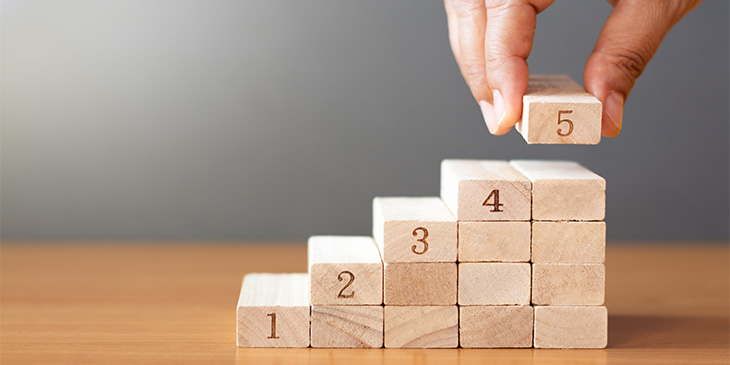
[384,306,458,348]
[532,263,605,305]
[384,262,457,305]
[311,306,383,348]
[460,306,534,348]
[532,221,605,263]
[458,263,531,305]
[534,306,608,349]
[458,221,531,262]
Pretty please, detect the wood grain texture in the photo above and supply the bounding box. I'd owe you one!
[532,222,606,263]
[458,221,531,262]
[237,273,310,347]
[516,75,602,145]
[460,306,534,348]
[311,306,383,348]
[532,264,605,305]
[384,306,458,348]
[534,306,608,349]
[308,236,382,305]
[440,160,531,221]
[458,263,531,305]
[384,263,457,305]
[510,160,606,221]
[373,197,456,263]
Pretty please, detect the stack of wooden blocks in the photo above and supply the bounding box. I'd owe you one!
[237,159,607,349]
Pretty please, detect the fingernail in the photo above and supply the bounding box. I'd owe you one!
[605,91,624,133]
[492,89,505,129]
[479,100,498,134]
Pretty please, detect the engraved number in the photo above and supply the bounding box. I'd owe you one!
[267,312,279,339]
[337,271,355,298]
[411,227,429,255]
[557,110,574,136]
[482,189,504,212]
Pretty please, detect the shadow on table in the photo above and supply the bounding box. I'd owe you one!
[609,314,729,350]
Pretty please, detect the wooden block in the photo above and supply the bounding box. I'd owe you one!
[509,160,605,221]
[516,74,602,145]
[236,273,310,348]
[384,263,456,305]
[532,221,606,263]
[308,236,383,305]
[532,263,605,305]
[534,306,608,348]
[460,306,534,348]
[372,197,456,263]
[440,160,531,221]
[458,263,531,305]
[311,306,384,348]
[384,306,458,348]
[458,221,531,262]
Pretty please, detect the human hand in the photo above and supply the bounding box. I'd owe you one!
[444,0,702,137]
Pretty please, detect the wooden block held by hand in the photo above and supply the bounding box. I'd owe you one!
[532,263,605,305]
[516,74,602,145]
[311,306,384,348]
[534,306,608,348]
[384,262,456,305]
[384,306,458,348]
[236,273,310,348]
[460,306,534,348]
[440,160,531,221]
[458,263,531,305]
[308,236,383,305]
[510,160,606,221]
[373,197,456,263]
[458,221,531,262]
[532,221,606,263]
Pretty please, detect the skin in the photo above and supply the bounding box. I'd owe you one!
[444,0,702,137]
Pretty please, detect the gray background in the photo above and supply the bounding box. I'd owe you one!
[2,0,728,242]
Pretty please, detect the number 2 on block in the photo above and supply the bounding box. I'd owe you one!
[483,189,504,212]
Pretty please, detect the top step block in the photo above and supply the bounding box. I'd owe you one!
[440,160,531,221]
[510,160,606,221]
[516,75,602,145]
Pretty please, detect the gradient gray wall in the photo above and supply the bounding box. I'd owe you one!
[2,1,728,241]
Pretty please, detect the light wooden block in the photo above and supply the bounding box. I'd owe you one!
[532,263,605,305]
[236,273,310,348]
[516,74,602,145]
[510,160,606,221]
[384,306,458,348]
[372,197,456,263]
[532,221,606,263]
[460,306,534,348]
[534,306,608,348]
[458,263,531,305]
[458,221,531,262]
[440,160,531,221]
[384,263,456,305]
[311,306,384,348]
[308,236,383,305]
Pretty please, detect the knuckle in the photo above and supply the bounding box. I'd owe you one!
[611,46,649,81]
[452,0,482,16]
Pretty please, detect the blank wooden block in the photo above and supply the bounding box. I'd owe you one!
[236,273,310,348]
[308,236,383,305]
[440,160,531,221]
[532,264,605,305]
[510,160,606,221]
[458,221,530,262]
[384,263,456,305]
[534,306,608,348]
[516,74,601,145]
[372,197,456,263]
[458,263,531,305]
[311,306,384,348]
[460,306,534,348]
[384,306,458,348]
[532,222,606,263]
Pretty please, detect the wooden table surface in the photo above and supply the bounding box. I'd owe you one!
[1,242,728,364]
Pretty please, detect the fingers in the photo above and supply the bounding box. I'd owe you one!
[450,0,490,106]
[444,0,461,61]
[584,0,702,137]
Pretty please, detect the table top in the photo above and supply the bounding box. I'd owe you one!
[1,242,728,364]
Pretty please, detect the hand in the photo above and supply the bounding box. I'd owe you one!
[444,0,702,137]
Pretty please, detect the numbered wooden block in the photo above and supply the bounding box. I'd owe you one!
[460,306,534,348]
[534,306,608,348]
[516,74,602,145]
[458,221,531,262]
[384,306,458,348]
[458,263,531,305]
[440,160,531,221]
[532,263,605,305]
[311,306,384,348]
[384,262,456,305]
[532,222,606,263]
[372,197,456,263]
[510,160,606,221]
[308,236,383,305]
[236,273,310,348]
